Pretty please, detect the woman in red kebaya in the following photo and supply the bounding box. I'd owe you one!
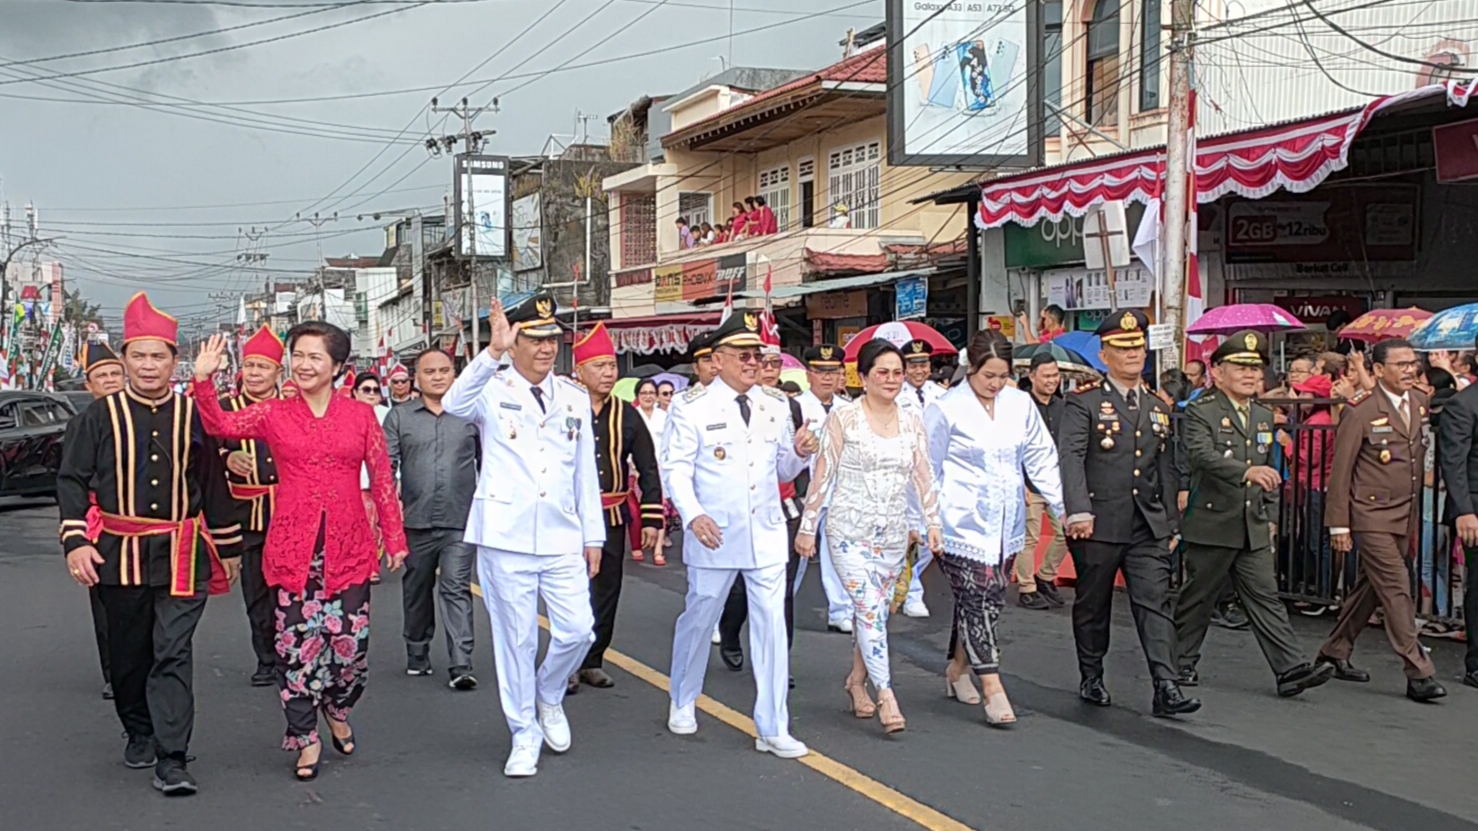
[729,201,750,239]
[191,322,408,783]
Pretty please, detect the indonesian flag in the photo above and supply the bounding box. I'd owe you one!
[719,272,734,324]
[760,266,780,347]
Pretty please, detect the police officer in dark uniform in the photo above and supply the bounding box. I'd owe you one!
[1173,330,1334,697]
[1059,310,1199,717]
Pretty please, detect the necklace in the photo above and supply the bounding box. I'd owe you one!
[861,396,899,435]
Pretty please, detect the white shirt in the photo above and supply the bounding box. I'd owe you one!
[359,404,392,490]
[661,377,808,569]
[925,384,1064,564]
[897,379,944,415]
[442,350,605,555]
[636,404,668,445]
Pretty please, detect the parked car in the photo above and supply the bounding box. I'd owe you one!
[57,390,94,415]
[0,390,74,498]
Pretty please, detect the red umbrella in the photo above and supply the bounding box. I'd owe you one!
[1338,307,1432,343]
[842,321,957,361]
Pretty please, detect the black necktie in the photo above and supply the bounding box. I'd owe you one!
[916,387,925,405]
[530,385,546,414]
[821,399,832,414]
[736,393,751,426]
[1126,389,1138,411]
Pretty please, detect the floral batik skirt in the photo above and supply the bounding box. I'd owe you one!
[275,543,371,751]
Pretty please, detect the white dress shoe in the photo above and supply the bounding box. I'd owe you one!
[504,744,540,777]
[668,702,698,735]
[711,625,722,645]
[537,701,571,753]
[902,599,930,618]
[755,734,809,759]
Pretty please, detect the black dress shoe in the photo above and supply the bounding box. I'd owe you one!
[1276,661,1334,697]
[1463,671,1478,690]
[124,734,157,769]
[1017,591,1051,610]
[1035,579,1066,608]
[152,758,198,796]
[250,664,276,687]
[1211,604,1251,630]
[102,682,114,701]
[565,673,580,695]
[720,646,744,672]
[1177,666,1199,686]
[789,676,796,689]
[406,655,433,677]
[1406,676,1448,702]
[579,668,615,688]
[1079,677,1112,706]
[449,667,479,691]
[1315,654,1370,683]
[1152,680,1202,717]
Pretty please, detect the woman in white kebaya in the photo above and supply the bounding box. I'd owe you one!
[925,330,1065,727]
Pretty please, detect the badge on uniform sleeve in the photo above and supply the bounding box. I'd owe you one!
[714,447,727,460]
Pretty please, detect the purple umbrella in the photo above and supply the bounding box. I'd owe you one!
[1186,303,1304,336]
[650,372,689,391]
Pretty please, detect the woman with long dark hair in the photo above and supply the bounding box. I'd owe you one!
[191,323,408,782]
[925,330,1064,726]
[796,340,941,734]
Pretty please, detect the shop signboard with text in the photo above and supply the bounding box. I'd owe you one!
[654,265,683,303]
[895,276,928,320]
[1004,203,1145,269]
[681,259,717,302]
[1224,184,1418,264]
[807,290,868,320]
[1272,295,1365,325]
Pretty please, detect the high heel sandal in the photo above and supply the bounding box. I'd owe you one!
[295,744,322,781]
[653,552,667,567]
[328,722,356,756]
[944,670,981,705]
[983,693,1017,727]
[877,696,906,734]
[844,680,877,718]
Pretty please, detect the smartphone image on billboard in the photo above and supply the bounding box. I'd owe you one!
[926,46,958,109]
[913,44,935,100]
[956,40,993,111]
[989,39,1020,102]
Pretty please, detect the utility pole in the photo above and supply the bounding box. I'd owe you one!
[1160,0,1196,368]
[430,96,497,355]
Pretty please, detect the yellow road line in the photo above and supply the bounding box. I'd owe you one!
[470,582,977,831]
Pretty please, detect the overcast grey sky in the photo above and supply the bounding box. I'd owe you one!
[0,0,880,329]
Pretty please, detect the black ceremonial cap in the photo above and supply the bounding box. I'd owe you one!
[505,292,560,339]
[688,329,716,361]
[709,310,765,349]
[903,339,933,361]
[81,341,122,376]
[802,344,843,368]
[1094,309,1149,348]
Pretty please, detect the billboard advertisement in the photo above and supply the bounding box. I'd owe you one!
[512,193,542,271]
[454,154,509,259]
[886,0,1039,168]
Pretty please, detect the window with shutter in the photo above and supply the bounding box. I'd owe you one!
[825,140,881,229]
[758,164,791,231]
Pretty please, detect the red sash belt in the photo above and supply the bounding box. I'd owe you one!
[601,491,629,510]
[98,512,229,598]
[229,481,277,514]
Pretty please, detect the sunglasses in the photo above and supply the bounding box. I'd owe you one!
[760,358,783,368]
[357,386,380,394]
[658,390,673,397]
[727,351,762,364]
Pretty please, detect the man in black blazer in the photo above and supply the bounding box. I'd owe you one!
[1437,352,1478,690]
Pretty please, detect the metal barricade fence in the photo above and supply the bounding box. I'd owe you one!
[1184,397,1464,626]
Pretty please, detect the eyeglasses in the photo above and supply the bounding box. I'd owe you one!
[357,386,379,394]
[724,350,762,364]
[760,358,783,368]
[658,390,673,397]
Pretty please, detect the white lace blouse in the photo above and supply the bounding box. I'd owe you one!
[798,399,941,551]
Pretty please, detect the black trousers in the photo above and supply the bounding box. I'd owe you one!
[88,586,110,684]
[719,517,801,652]
[1467,552,1478,676]
[402,527,477,669]
[582,523,627,670]
[95,584,208,761]
[1066,511,1178,684]
[240,531,277,671]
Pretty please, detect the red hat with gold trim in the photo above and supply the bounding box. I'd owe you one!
[572,322,616,367]
[241,325,285,366]
[122,292,178,347]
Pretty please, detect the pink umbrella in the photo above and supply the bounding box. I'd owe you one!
[842,321,958,361]
[1186,303,1305,336]
[780,352,804,370]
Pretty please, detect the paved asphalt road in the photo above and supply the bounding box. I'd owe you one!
[3,496,1476,831]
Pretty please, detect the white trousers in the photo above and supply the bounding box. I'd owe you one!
[670,563,791,739]
[906,545,934,606]
[792,521,851,623]
[477,548,595,747]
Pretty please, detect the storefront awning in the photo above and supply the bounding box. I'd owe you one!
[603,312,722,356]
[720,268,936,301]
[973,79,1478,229]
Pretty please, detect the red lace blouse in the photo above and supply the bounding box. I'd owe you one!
[194,376,408,595]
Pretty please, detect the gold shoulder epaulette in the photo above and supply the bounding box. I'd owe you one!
[1347,388,1371,405]
[557,375,586,392]
[761,385,787,401]
[683,383,707,402]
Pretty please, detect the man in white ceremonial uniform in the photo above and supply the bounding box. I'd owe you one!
[442,292,604,778]
[896,337,945,618]
[663,311,818,758]
[792,343,853,631]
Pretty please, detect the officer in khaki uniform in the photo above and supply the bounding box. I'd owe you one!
[1173,331,1334,697]
[1318,337,1446,702]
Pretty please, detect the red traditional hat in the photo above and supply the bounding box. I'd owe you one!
[387,364,410,381]
[572,322,616,368]
[241,325,285,366]
[122,292,178,347]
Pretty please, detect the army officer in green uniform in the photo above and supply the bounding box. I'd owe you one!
[1173,330,1334,698]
